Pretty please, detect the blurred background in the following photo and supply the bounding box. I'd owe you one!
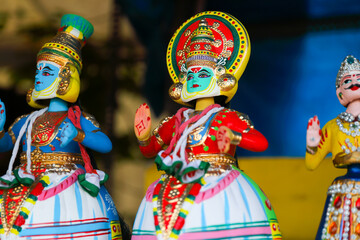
[1,0,360,239]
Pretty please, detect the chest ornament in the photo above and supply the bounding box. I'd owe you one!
[31,111,67,146]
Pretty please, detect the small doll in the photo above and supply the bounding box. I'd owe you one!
[306,55,360,240]
[0,14,126,239]
[132,11,282,240]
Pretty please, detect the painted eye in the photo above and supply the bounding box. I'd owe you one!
[342,79,352,85]
[42,71,51,76]
[187,75,194,81]
[199,73,210,78]
[357,78,360,82]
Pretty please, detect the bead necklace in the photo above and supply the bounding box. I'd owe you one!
[337,112,360,137]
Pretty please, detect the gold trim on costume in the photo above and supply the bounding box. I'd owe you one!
[31,111,67,147]
[187,112,219,147]
[73,128,85,143]
[82,112,100,128]
[188,153,236,176]
[138,137,151,147]
[230,133,242,145]
[153,116,172,149]
[0,129,4,139]
[20,148,83,173]
[8,114,29,144]
[306,145,318,155]
[1,175,42,235]
[157,176,193,239]
[188,153,236,164]
[333,151,360,168]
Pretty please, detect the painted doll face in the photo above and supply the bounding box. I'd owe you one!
[186,66,214,93]
[180,65,220,103]
[336,70,360,106]
[35,61,60,91]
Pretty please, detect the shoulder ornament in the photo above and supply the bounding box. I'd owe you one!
[8,114,30,144]
[152,116,173,149]
[232,110,254,133]
[82,112,100,128]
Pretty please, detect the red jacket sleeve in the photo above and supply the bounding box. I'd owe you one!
[225,111,268,152]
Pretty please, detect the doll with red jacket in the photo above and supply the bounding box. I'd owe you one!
[132,11,282,240]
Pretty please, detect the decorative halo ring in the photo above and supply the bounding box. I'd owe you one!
[166,11,250,84]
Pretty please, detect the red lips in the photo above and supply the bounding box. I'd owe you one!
[192,84,199,88]
[36,81,41,84]
[351,86,359,91]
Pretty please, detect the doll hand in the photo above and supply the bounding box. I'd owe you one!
[134,103,152,141]
[60,122,78,148]
[217,126,233,153]
[306,115,321,147]
[0,99,6,131]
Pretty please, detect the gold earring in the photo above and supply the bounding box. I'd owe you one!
[169,82,183,100]
[217,74,236,91]
[57,63,72,95]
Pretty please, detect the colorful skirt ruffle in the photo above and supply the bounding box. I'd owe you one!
[0,168,122,240]
[132,168,282,240]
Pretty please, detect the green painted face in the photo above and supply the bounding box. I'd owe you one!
[186,66,214,93]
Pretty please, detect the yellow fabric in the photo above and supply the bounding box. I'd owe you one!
[305,118,357,170]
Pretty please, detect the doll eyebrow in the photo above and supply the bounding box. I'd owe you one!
[343,75,351,79]
[43,66,53,71]
[198,69,210,74]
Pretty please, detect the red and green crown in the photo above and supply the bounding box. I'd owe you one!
[166,11,250,83]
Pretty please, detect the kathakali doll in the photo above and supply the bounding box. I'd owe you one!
[0,14,125,239]
[306,55,360,240]
[132,11,282,240]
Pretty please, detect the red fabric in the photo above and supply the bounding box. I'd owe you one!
[139,106,268,160]
[164,104,221,158]
[68,106,93,173]
[15,215,25,226]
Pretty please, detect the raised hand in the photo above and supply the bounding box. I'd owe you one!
[306,115,321,147]
[134,103,152,141]
[217,126,233,153]
[0,100,6,132]
[60,122,78,148]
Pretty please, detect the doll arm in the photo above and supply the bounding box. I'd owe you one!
[0,100,12,152]
[217,126,268,153]
[0,101,27,152]
[305,116,331,170]
[60,113,112,153]
[134,103,175,158]
[217,111,268,153]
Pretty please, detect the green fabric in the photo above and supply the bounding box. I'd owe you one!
[78,173,100,197]
[233,166,278,221]
[155,154,210,183]
[61,14,94,39]
[13,169,34,187]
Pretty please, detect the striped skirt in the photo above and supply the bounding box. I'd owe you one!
[132,168,281,240]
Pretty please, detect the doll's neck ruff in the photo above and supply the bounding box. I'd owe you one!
[336,112,360,137]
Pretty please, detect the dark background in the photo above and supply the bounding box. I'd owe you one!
[1,0,360,170]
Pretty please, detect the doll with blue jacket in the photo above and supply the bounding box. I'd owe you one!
[0,14,127,239]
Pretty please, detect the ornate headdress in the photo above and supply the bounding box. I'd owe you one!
[27,14,94,108]
[167,11,250,106]
[336,55,360,88]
